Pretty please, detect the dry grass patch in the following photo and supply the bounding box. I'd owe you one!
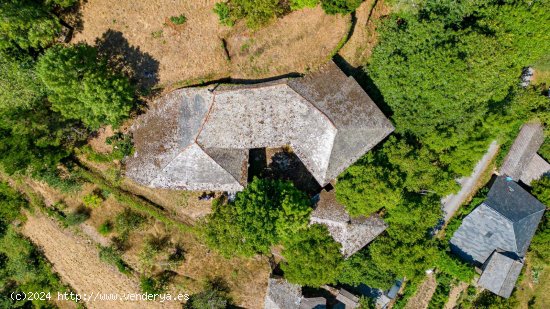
[71,1,349,89]
[339,0,391,66]
[22,213,178,309]
[225,6,349,78]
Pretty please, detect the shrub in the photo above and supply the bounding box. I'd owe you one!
[215,0,282,29]
[169,14,187,25]
[427,274,453,309]
[106,132,134,160]
[83,192,103,208]
[321,0,363,15]
[65,206,91,226]
[115,208,146,234]
[185,279,232,309]
[139,272,174,294]
[213,2,235,26]
[290,0,319,10]
[98,220,113,235]
[98,246,131,275]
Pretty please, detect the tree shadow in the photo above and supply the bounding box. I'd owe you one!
[332,54,393,118]
[56,0,87,35]
[95,30,160,94]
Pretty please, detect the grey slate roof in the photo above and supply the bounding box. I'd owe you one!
[450,176,546,265]
[335,288,359,308]
[264,278,302,309]
[520,154,550,185]
[126,61,394,191]
[478,251,523,298]
[299,297,327,309]
[310,189,388,258]
[500,122,545,183]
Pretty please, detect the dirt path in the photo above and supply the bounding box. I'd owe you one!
[22,213,180,309]
[404,275,438,309]
[444,282,467,309]
[441,141,499,222]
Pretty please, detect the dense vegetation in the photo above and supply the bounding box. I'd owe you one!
[214,0,363,28]
[0,183,69,308]
[334,0,550,290]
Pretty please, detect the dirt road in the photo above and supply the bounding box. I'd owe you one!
[441,141,499,222]
[22,214,180,309]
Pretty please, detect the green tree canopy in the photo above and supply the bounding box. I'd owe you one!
[203,178,311,257]
[36,43,134,129]
[0,51,78,174]
[281,224,343,287]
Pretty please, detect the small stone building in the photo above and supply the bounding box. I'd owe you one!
[450,176,546,298]
[310,189,388,258]
[500,122,550,185]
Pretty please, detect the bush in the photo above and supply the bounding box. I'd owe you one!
[106,132,134,160]
[321,0,363,15]
[169,14,187,25]
[214,2,235,26]
[83,192,104,208]
[98,246,132,275]
[139,272,174,294]
[290,0,319,10]
[98,220,113,235]
[115,208,146,234]
[65,206,91,226]
[185,279,232,309]
[427,274,453,309]
[216,0,282,29]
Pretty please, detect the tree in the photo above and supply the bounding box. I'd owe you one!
[203,178,311,257]
[0,51,79,174]
[320,0,363,15]
[281,224,343,287]
[531,176,550,206]
[36,43,134,129]
[338,250,395,289]
[0,0,61,51]
[336,151,403,216]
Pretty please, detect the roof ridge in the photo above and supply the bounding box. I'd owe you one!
[196,144,243,186]
[285,81,337,183]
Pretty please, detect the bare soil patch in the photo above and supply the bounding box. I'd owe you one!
[22,213,178,309]
[445,282,467,309]
[71,1,349,89]
[339,0,391,66]
[404,274,438,309]
[89,126,115,154]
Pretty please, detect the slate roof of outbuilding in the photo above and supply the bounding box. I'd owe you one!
[478,251,523,298]
[500,122,545,182]
[126,61,393,191]
[299,297,327,309]
[310,189,388,258]
[520,154,550,185]
[450,176,545,265]
[264,278,302,309]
